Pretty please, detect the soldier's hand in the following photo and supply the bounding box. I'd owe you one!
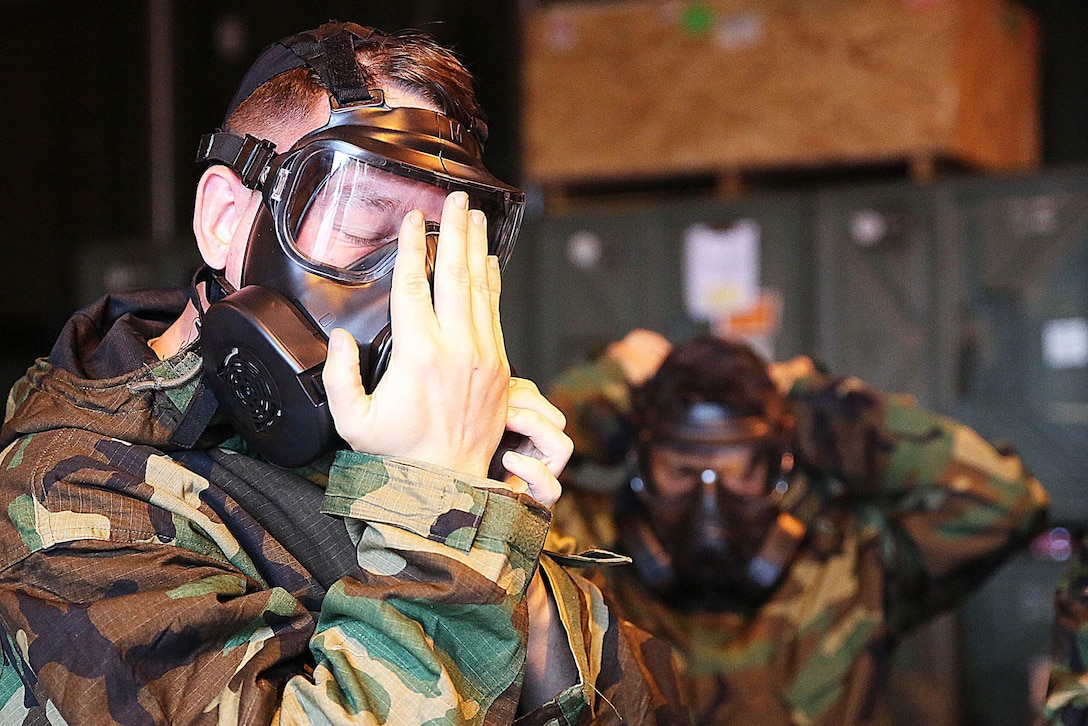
[494,378,572,508]
[606,328,672,386]
[769,356,817,395]
[323,191,509,478]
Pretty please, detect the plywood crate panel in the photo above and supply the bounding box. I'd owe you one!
[521,0,1039,185]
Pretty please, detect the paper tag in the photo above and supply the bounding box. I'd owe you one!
[683,220,761,321]
[1042,317,1088,369]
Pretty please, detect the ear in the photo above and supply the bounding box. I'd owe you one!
[192,165,254,270]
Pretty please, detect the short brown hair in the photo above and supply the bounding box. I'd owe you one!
[226,28,487,146]
[632,336,782,437]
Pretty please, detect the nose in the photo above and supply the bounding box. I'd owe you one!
[699,469,719,514]
[692,470,728,559]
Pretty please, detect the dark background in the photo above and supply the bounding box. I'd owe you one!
[1,0,1086,368]
[0,0,524,382]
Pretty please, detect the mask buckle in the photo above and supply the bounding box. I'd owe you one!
[196,132,278,190]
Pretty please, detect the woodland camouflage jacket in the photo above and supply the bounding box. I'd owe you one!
[546,355,1049,726]
[0,292,686,726]
[1042,534,1088,724]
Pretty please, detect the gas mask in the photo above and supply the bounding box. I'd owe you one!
[617,401,805,614]
[193,23,524,468]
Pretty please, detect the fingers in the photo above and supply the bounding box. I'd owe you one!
[389,209,437,345]
[504,380,573,479]
[504,407,574,479]
[508,378,565,431]
[430,191,506,371]
[431,192,472,325]
[607,328,672,386]
[488,255,509,374]
[494,379,571,508]
[323,328,372,448]
[501,452,562,508]
[329,191,509,477]
[769,356,816,394]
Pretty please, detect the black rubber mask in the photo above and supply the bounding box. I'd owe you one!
[618,403,803,613]
[194,23,523,467]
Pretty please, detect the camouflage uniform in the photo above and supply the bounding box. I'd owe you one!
[547,355,1049,726]
[1042,535,1088,724]
[0,292,687,725]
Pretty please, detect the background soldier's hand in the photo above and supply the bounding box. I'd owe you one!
[606,328,672,386]
[323,191,509,478]
[769,355,817,395]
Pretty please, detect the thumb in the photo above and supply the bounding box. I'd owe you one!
[323,328,373,446]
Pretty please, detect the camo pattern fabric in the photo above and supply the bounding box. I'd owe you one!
[0,293,687,726]
[547,356,1049,726]
[1042,533,1088,724]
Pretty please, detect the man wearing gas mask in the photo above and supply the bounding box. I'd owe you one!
[0,23,686,725]
[548,330,1048,725]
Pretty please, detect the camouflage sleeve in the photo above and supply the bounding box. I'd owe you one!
[302,451,549,724]
[0,430,669,725]
[524,556,689,725]
[1042,533,1088,724]
[0,435,324,724]
[323,453,688,726]
[547,356,634,468]
[790,374,1049,632]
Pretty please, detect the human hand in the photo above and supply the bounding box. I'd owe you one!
[605,328,672,386]
[491,378,573,508]
[769,355,817,394]
[322,191,509,478]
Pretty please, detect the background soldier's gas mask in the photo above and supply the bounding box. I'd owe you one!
[618,395,806,614]
[194,23,524,467]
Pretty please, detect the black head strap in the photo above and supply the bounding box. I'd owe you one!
[198,22,386,187]
[222,21,384,125]
[189,265,236,322]
[279,22,382,108]
[195,132,277,189]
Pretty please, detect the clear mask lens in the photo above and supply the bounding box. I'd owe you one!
[648,443,765,501]
[274,146,523,283]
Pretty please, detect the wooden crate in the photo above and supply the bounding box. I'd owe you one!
[520,0,1040,186]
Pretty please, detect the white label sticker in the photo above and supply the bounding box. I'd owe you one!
[683,220,760,321]
[716,11,765,51]
[1042,317,1088,369]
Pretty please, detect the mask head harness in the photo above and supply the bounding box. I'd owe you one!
[194,22,524,468]
[617,347,808,614]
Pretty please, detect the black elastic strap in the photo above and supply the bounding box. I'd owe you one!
[187,264,234,338]
[169,266,234,450]
[280,23,376,107]
[190,264,235,309]
[195,132,277,189]
[168,378,220,449]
